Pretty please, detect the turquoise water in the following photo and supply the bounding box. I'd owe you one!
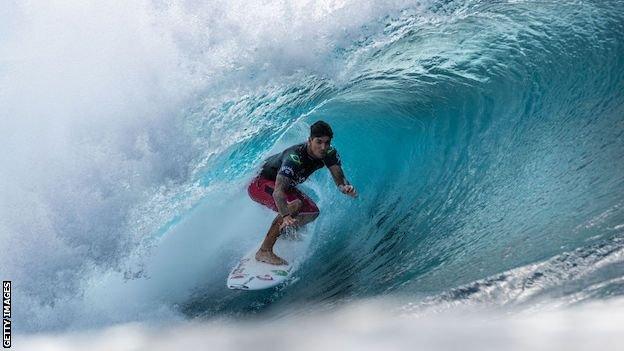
[1,0,623,332]
[181,0,624,319]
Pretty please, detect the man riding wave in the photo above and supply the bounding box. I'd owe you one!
[247,121,357,265]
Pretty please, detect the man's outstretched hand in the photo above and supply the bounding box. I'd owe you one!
[339,184,358,198]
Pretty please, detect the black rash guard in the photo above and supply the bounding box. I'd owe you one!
[259,142,341,185]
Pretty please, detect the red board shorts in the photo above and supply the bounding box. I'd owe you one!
[248,175,319,215]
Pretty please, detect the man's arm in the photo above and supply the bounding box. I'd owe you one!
[328,164,349,187]
[273,174,293,216]
[329,165,357,197]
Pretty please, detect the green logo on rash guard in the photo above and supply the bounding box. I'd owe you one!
[289,154,302,164]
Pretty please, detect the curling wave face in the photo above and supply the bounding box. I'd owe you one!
[1,0,623,332]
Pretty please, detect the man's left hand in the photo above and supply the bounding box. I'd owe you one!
[339,184,358,198]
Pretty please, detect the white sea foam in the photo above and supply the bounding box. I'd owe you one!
[16,296,624,351]
[0,0,423,332]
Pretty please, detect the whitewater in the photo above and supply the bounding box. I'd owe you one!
[1,0,623,349]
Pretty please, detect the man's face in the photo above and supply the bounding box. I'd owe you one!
[308,136,331,159]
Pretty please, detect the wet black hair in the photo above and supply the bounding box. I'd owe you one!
[310,120,333,138]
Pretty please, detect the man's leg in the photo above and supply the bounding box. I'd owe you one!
[256,200,318,265]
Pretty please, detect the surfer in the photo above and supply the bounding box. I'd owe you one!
[247,121,357,265]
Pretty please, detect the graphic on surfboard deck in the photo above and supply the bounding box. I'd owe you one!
[227,232,311,290]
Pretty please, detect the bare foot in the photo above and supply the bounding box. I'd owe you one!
[255,249,288,265]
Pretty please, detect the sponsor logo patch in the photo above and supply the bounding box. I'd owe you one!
[280,166,295,177]
[289,154,302,164]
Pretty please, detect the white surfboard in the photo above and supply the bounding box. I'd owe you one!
[227,230,311,290]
